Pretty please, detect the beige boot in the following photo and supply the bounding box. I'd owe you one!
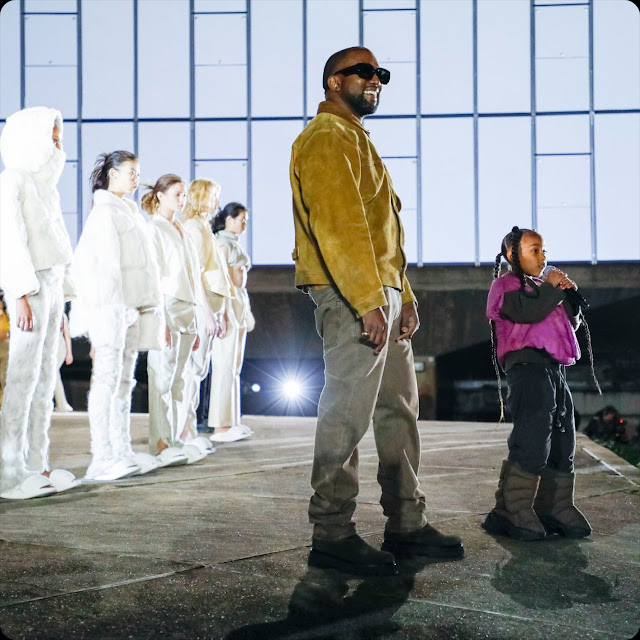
[534,468,592,538]
[482,460,546,541]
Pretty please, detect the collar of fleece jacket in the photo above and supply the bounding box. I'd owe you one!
[0,106,65,188]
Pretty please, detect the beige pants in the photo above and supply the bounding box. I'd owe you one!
[207,302,247,429]
[308,286,427,541]
[147,297,197,454]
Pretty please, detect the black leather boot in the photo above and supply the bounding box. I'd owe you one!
[382,523,464,559]
[309,534,398,576]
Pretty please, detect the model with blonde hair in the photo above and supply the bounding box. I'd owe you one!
[142,174,217,465]
[178,178,233,441]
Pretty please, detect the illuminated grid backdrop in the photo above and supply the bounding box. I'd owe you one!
[1,0,638,265]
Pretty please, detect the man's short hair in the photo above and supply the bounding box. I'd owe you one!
[322,47,371,91]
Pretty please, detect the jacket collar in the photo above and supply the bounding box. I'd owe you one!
[93,189,139,216]
[316,100,370,135]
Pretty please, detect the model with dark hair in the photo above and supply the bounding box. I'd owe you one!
[208,203,255,443]
[72,151,164,481]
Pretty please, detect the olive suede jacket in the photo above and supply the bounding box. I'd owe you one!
[290,100,416,317]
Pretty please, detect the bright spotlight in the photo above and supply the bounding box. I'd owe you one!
[251,383,261,393]
[282,379,302,399]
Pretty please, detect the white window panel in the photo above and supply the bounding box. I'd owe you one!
[195,0,247,11]
[594,0,640,110]
[421,117,475,264]
[0,0,21,119]
[138,0,190,118]
[595,113,640,261]
[58,160,77,215]
[537,208,591,262]
[25,0,76,11]
[81,123,134,221]
[363,9,416,63]
[196,66,247,118]
[25,14,76,66]
[251,120,303,265]
[537,155,590,210]
[82,0,133,119]
[306,0,359,118]
[364,0,415,8]
[63,213,79,247]
[196,121,247,160]
[384,158,417,264]
[366,118,416,157]
[195,13,246,65]
[420,0,473,115]
[251,0,303,118]
[137,122,191,189]
[372,62,417,116]
[478,117,532,263]
[25,66,77,118]
[535,5,588,59]
[192,160,248,212]
[0,124,5,171]
[536,115,589,155]
[536,57,589,112]
[478,0,530,114]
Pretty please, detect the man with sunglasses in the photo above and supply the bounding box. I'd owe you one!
[289,47,464,576]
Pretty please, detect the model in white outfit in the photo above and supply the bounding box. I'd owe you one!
[209,205,255,443]
[178,179,233,443]
[71,151,164,481]
[142,175,217,466]
[54,312,73,412]
[0,106,79,499]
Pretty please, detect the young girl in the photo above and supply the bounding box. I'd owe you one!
[179,179,233,442]
[72,151,164,481]
[142,174,217,465]
[209,203,255,443]
[483,226,592,541]
[0,107,78,499]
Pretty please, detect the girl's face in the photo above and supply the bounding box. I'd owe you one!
[157,181,186,215]
[52,124,62,150]
[225,210,248,235]
[508,232,547,277]
[109,160,140,195]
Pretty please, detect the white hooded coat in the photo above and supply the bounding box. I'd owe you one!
[0,106,74,299]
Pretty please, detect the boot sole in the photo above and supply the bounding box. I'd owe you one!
[537,514,592,539]
[381,540,464,559]
[308,549,398,576]
[482,511,546,541]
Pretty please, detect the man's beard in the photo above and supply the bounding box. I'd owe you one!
[345,91,378,117]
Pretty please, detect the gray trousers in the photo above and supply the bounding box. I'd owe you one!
[308,286,427,541]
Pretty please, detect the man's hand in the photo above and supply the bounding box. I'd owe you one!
[396,301,420,342]
[361,307,388,356]
[16,296,33,332]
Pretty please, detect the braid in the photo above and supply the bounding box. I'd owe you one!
[490,251,505,422]
[579,311,602,395]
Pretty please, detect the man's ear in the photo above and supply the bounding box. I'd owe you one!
[327,75,340,92]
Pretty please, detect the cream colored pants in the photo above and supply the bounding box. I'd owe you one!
[147,297,196,454]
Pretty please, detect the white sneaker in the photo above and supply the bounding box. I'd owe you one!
[209,425,252,443]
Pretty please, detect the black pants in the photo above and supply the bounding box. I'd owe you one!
[505,363,575,475]
[196,362,212,426]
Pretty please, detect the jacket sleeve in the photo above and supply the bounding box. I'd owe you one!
[500,282,565,324]
[297,128,387,317]
[400,274,417,306]
[0,170,40,298]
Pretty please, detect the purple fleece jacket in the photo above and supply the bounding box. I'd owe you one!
[487,273,581,368]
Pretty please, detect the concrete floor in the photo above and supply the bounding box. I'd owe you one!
[0,414,638,640]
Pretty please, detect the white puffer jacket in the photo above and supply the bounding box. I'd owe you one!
[0,106,74,300]
[71,189,163,349]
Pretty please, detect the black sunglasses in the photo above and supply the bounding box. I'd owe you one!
[334,62,391,85]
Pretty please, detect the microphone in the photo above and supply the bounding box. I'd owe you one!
[543,266,589,309]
